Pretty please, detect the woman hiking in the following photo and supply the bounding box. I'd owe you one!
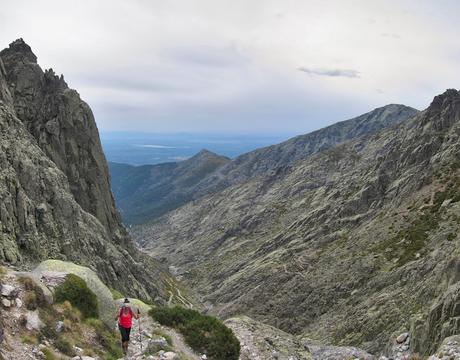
[116,298,139,355]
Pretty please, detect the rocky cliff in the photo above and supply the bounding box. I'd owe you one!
[0,39,189,303]
[110,149,229,225]
[135,89,460,354]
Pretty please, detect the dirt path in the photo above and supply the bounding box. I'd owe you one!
[125,316,200,360]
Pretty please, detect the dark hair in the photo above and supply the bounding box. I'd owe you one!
[124,298,130,304]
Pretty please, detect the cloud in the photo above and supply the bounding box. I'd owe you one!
[1,0,460,135]
[380,33,401,39]
[297,67,360,78]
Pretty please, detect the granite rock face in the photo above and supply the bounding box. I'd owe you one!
[135,89,460,353]
[0,38,123,242]
[0,39,183,302]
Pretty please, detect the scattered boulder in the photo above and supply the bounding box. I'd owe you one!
[25,310,44,331]
[1,284,16,297]
[161,351,178,360]
[428,335,460,360]
[56,320,64,333]
[1,298,11,308]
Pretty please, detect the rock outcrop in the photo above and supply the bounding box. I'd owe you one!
[0,39,191,304]
[135,89,460,353]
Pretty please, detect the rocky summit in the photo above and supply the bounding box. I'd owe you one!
[0,39,189,303]
[135,89,460,355]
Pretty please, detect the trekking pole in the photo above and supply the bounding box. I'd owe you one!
[138,308,142,352]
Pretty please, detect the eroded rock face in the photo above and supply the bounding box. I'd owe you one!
[0,39,177,302]
[0,38,123,242]
[136,89,460,352]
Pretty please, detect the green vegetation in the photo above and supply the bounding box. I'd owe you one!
[42,347,58,360]
[375,174,460,267]
[150,306,240,360]
[19,277,47,310]
[21,333,39,345]
[85,318,123,360]
[55,335,75,356]
[55,274,99,319]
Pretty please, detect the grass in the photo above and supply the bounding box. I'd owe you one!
[85,318,123,360]
[21,333,39,345]
[150,306,240,360]
[18,277,47,310]
[54,274,99,319]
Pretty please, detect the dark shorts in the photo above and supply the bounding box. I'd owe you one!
[119,325,131,342]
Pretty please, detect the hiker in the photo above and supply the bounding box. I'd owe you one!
[116,298,139,355]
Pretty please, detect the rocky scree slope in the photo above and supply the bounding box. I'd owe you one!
[110,150,229,225]
[135,89,460,354]
[0,39,184,302]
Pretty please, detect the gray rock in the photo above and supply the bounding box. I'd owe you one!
[1,298,11,307]
[55,320,64,333]
[25,310,44,331]
[0,284,16,297]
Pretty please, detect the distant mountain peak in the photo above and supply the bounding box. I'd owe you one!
[0,38,37,64]
[191,149,228,160]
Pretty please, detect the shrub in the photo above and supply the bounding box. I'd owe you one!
[21,333,39,345]
[150,306,240,360]
[19,277,47,310]
[42,347,58,360]
[85,318,123,359]
[24,291,38,310]
[54,274,98,319]
[55,335,75,356]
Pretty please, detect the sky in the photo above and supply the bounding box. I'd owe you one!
[1,0,459,135]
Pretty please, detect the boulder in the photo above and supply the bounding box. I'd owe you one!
[33,260,116,326]
[1,298,11,307]
[26,310,44,331]
[0,284,16,297]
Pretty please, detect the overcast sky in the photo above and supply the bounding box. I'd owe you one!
[1,0,459,134]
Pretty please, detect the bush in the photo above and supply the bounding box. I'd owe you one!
[19,277,47,310]
[54,274,99,319]
[55,335,75,356]
[85,318,123,360]
[150,306,240,360]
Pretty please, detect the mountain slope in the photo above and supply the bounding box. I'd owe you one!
[135,89,460,354]
[193,103,419,196]
[114,104,417,226]
[110,149,230,224]
[0,39,189,303]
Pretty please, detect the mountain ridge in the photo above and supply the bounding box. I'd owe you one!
[110,103,418,225]
[134,88,460,354]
